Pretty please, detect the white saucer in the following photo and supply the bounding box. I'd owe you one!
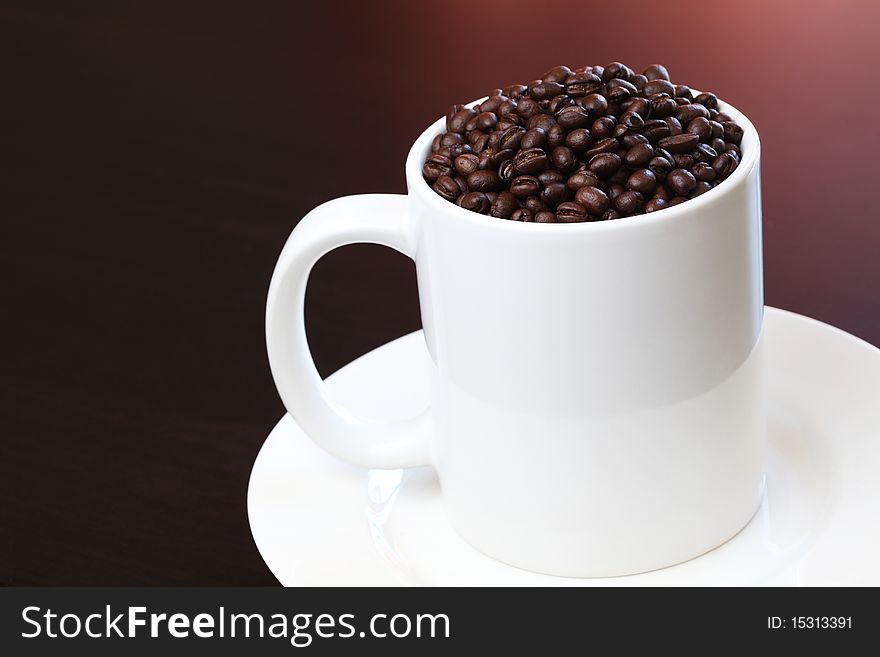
[248,307,880,586]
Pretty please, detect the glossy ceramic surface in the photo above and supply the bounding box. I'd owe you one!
[251,308,880,585]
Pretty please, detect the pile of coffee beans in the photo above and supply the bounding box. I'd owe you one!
[422,63,745,222]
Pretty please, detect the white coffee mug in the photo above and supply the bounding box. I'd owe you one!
[266,96,764,577]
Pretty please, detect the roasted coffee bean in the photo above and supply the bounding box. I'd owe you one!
[545,124,566,149]
[467,169,502,192]
[627,169,657,195]
[538,170,566,187]
[423,154,454,181]
[535,210,556,223]
[554,105,590,130]
[513,148,548,175]
[524,195,546,213]
[510,207,535,222]
[498,159,517,182]
[658,133,700,153]
[602,62,633,82]
[675,103,710,124]
[588,152,622,177]
[566,170,601,193]
[620,133,649,149]
[712,152,738,177]
[667,168,697,196]
[672,153,695,170]
[489,191,519,218]
[541,182,569,208]
[530,81,564,100]
[425,62,746,221]
[551,146,578,173]
[606,78,638,102]
[686,117,712,141]
[520,128,547,151]
[642,64,670,81]
[454,153,481,177]
[624,142,656,168]
[722,121,744,144]
[691,181,713,197]
[674,84,694,100]
[694,92,718,109]
[499,126,526,151]
[613,190,643,215]
[555,201,589,223]
[591,116,617,140]
[580,93,609,116]
[644,197,667,213]
[457,191,491,214]
[585,137,619,157]
[693,143,718,163]
[510,175,541,198]
[692,162,717,181]
[542,65,573,84]
[564,128,592,152]
[647,155,673,178]
[643,79,675,97]
[433,175,461,202]
[565,72,603,97]
[574,185,610,214]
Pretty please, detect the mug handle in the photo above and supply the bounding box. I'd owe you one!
[266,193,432,469]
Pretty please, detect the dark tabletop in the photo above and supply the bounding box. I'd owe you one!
[3,1,879,585]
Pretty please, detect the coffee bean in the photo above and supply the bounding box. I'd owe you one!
[653,185,670,201]
[555,201,589,223]
[541,182,569,208]
[556,105,592,129]
[530,81,564,100]
[691,181,713,197]
[606,78,638,102]
[423,154,454,181]
[564,72,602,97]
[651,95,678,117]
[535,210,556,223]
[691,162,717,181]
[631,74,648,92]
[510,175,541,198]
[693,143,718,163]
[513,148,548,175]
[520,128,547,151]
[588,152,622,177]
[644,197,667,213]
[686,117,712,141]
[658,133,700,153]
[447,142,473,158]
[722,121,744,144]
[591,116,617,140]
[606,183,625,200]
[643,79,675,97]
[627,169,657,195]
[548,94,576,114]
[516,96,542,118]
[574,185,610,214]
[643,120,671,144]
[510,207,535,222]
[499,126,526,151]
[533,173,560,189]
[667,168,697,196]
[712,152,738,177]
[433,175,461,202]
[454,153,481,177]
[694,92,718,109]
[545,124,566,149]
[565,128,592,151]
[624,142,656,168]
[602,62,633,82]
[585,137,619,157]
[619,110,645,132]
[613,190,643,215]
[498,159,517,182]
[467,169,502,192]
[447,108,476,133]
[642,64,670,81]
[621,133,650,149]
[675,104,710,124]
[489,191,519,218]
[580,93,609,116]
[647,156,673,178]
[566,170,600,192]
[663,116,683,135]
[456,191,490,214]
[672,153,695,169]
[542,65,573,84]
[674,84,694,100]
[551,146,578,172]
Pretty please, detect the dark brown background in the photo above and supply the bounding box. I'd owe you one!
[2,1,878,585]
